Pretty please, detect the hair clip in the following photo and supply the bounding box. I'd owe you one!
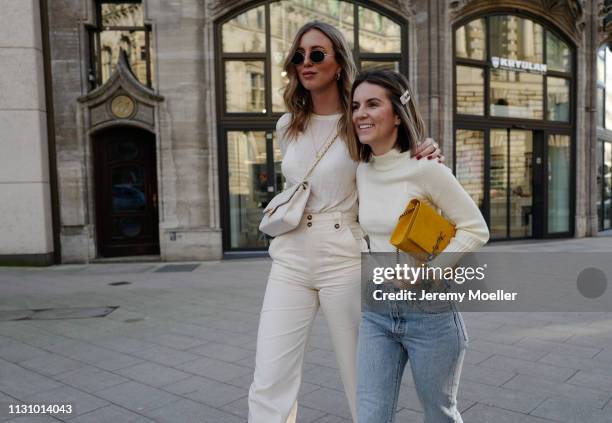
[400,90,410,106]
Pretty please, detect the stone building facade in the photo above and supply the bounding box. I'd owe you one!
[1,0,611,264]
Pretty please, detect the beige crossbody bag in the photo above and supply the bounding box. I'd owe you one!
[259,134,338,237]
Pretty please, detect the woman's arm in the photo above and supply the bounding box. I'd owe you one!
[418,160,490,270]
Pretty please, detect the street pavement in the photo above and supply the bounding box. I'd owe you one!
[1,237,612,422]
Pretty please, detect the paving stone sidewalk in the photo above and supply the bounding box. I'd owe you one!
[1,237,612,422]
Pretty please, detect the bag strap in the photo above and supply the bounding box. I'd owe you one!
[301,133,339,182]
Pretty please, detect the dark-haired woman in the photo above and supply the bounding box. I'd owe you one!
[248,23,444,423]
[349,70,489,422]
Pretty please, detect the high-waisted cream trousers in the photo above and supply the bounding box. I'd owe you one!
[248,211,363,423]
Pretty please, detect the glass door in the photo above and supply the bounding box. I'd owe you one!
[547,134,571,234]
[489,129,508,239]
[489,129,534,239]
[94,127,160,257]
[509,130,534,238]
[223,129,283,250]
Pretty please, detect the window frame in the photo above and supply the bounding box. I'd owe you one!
[452,12,577,241]
[453,13,574,127]
[88,0,153,89]
[214,0,409,252]
[215,0,409,124]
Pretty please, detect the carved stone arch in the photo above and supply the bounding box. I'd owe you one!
[78,50,163,133]
[449,0,585,44]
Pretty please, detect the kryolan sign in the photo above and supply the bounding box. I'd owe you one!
[491,56,547,74]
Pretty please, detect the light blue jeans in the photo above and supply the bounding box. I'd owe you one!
[357,283,468,423]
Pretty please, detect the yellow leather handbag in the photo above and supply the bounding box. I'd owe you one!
[390,199,456,260]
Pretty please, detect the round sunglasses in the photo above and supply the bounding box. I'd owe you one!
[291,50,331,65]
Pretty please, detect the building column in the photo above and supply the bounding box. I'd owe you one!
[149,0,223,260]
[0,0,54,265]
[580,0,600,237]
[410,0,453,166]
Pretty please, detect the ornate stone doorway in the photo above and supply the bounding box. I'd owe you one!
[93,126,159,257]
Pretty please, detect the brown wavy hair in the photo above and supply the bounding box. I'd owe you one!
[282,21,357,150]
[347,70,426,162]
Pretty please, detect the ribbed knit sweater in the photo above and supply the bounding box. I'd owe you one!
[356,147,490,269]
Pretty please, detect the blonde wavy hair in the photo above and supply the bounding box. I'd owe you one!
[282,21,357,151]
[347,70,426,162]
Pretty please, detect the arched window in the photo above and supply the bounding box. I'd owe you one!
[455,14,571,120]
[219,0,406,115]
[453,14,574,241]
[216,0,408,251]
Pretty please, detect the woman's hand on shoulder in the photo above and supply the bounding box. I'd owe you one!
[411,137,445,163]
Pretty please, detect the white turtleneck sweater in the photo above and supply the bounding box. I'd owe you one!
[356,148,489,269]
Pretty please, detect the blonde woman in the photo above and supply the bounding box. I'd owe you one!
[248,23,443,423]
[349,70,489,422]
